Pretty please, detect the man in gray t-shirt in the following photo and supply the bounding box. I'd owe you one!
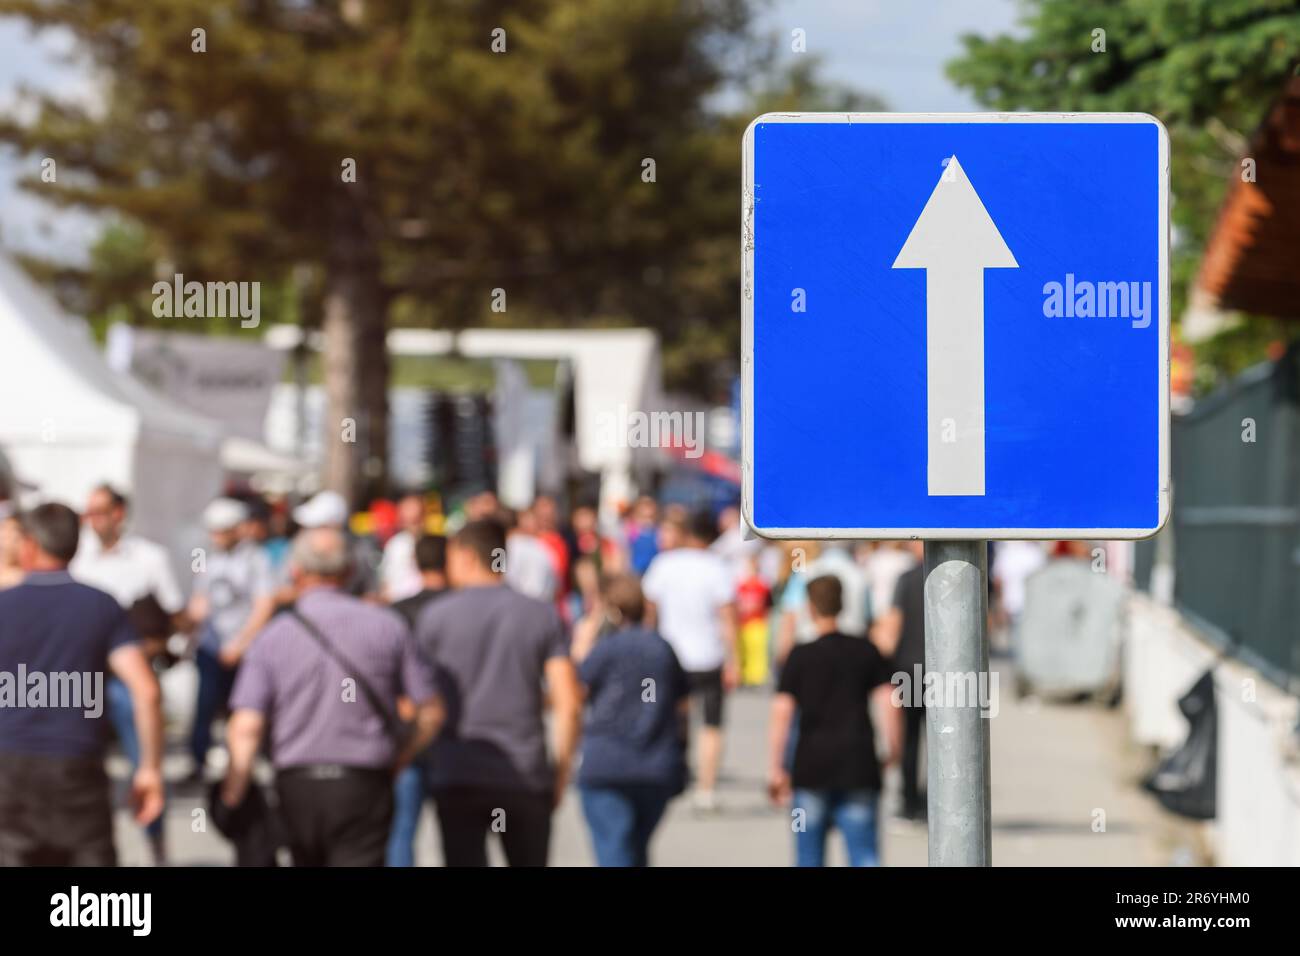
[415,517,581,867]
[187,498,277,777]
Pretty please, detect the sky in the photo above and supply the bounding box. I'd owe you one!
[0,0,1023,261]
[0,19,97,258]
[762,0,1021,110]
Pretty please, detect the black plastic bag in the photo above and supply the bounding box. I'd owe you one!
[208,781,284,866]
[1143,668,1217,820]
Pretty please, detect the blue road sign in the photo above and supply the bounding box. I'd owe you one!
[742,113,1170,540]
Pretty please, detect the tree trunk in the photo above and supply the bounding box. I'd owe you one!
[321,186,388,509]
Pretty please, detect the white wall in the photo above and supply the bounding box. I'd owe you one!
[1213,656,1300,866]
[1124,596,1218,749]
[1125,593,1300,866]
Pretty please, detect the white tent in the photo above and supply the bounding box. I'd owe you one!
[0,254,224,564]
[451,328,666,511]
[264,324,668,515]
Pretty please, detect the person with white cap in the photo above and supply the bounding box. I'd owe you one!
[292,489,349,529]
[185,496,277,783]
[292,490,381,598]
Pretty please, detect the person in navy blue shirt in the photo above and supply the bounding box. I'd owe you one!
[0,503,163,866]
[573,572,688,867]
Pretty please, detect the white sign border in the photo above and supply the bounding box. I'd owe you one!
[741,112,1172,541]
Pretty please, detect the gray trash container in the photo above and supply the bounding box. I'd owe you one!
[1014,557,1124,702]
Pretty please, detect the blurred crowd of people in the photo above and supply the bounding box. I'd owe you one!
[0,477,1083,868]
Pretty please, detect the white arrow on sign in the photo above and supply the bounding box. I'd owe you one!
[892,155,1018,497]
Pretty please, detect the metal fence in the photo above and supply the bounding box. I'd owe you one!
[1141,344,1300,691]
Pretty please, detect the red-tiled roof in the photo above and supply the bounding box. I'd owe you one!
[1197,76,1300,319]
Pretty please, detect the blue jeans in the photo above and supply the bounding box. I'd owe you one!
[580,784,675,867]
[386,764,425,867]
[792,789,880,867]
[190,643,237,770]
[107,676,164,839]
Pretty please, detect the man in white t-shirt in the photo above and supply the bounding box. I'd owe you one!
[503,507,558,602]
[862,541,917,629]
[380,492,427,602]
[710,504,763,582]
[642,510,737,810]
[72,484,185,615]
[992,540,1048,630]
[71,483,185,863]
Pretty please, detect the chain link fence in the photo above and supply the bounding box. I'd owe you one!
[1136,343,1300,692]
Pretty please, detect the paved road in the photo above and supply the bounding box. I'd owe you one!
[114,660,1185,866]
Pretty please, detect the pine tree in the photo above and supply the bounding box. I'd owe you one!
[0,0,868,501]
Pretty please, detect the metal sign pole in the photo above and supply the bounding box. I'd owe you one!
[923,539,992,866]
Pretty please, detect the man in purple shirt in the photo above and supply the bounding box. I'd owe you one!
[221,527,443,866]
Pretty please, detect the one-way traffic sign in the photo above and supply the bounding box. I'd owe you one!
[742,113,1169,539]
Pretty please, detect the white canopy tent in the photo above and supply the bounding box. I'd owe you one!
[0,254,224,565]
[264,324,668,516]
[451,328,666,511]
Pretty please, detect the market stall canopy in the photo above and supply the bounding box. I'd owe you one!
[220,434,314,492]
[266,323,668,513]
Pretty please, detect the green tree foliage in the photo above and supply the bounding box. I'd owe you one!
[948,0,1300,385]
[0,0,866,499]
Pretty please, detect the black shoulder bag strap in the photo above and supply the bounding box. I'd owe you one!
[287,606,409,746]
